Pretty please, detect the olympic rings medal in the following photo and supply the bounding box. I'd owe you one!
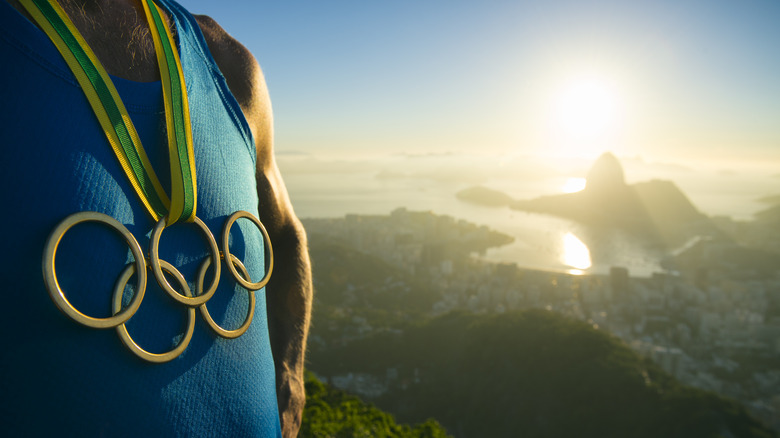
[149,215,220,307]
[196,254,255,339]
[113,259,196,363]
[42,211,147,329]
[221,211,274,291]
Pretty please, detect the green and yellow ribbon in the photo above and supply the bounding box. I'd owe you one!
[20,0,197,224]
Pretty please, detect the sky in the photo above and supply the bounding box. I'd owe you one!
[176,0,780,169]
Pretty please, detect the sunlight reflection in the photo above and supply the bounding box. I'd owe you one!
[562,232,591,274]
[561,177,586,193]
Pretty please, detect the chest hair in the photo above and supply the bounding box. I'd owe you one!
[58,0,173,82]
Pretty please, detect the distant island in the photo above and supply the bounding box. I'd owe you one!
[454,186,515,207]
[456,152,722,247]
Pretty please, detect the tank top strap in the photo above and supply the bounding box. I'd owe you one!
[157,0,257,163]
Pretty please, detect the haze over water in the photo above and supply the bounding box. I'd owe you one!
[280,152,778,277]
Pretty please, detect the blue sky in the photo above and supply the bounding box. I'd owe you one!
[177,0,780,167]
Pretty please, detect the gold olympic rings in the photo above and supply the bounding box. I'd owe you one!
[222,210,273,291]
[41,210,273,362]
[197,253,255,339]
[114,259,195,363]
[43,212,147,329]
[150,215,221,307]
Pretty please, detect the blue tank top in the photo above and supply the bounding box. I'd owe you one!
[0,1,282,436]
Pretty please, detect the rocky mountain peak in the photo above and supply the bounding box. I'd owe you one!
[586,152,626,192]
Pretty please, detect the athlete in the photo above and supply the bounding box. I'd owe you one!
[0,0,311,436]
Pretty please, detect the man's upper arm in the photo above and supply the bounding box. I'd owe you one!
[192,15,313,438]
[193,14,295,230]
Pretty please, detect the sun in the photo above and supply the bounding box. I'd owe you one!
[545,75,624,159]
[553,78,619,137]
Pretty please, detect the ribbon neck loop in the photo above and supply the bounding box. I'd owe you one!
[20,0,197,224]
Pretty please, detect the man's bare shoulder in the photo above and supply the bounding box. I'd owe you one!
[192,14,271,149]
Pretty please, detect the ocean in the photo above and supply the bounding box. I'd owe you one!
[279,153,778,277]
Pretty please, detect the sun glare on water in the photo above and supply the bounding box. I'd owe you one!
[562,232,592,274]
[561,177,586,193]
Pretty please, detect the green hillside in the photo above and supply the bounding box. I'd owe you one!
[307,233,434,312]
[302,371,451,437]
[309,310,776,438]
